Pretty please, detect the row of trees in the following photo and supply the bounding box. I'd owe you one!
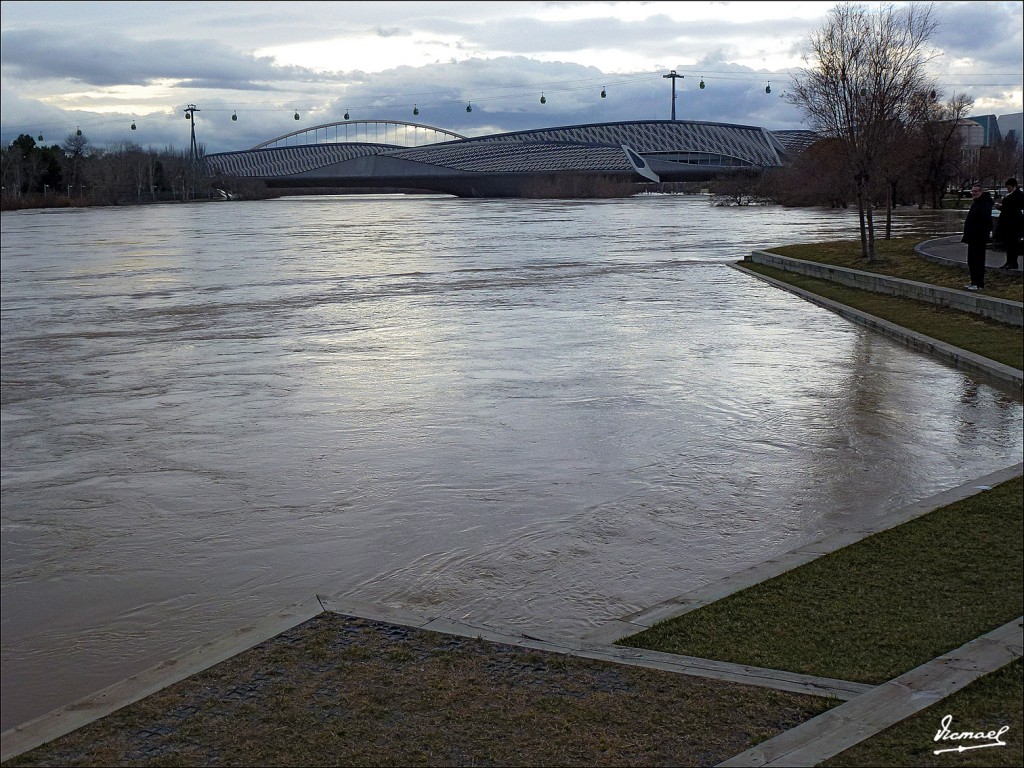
[764,120,1021,209]
[6,117,1019,215]
[781,2,1021,260]
[1,133,211,209]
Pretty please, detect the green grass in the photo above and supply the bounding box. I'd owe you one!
[824,659,1023,767]
[3,613,837,767]
[768,238,1024,303]
[618,477,1023,684]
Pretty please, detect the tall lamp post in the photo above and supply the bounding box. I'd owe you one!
[663,70,684,120]
[184,104,200,163]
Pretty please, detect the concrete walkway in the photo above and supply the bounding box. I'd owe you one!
[916,234,1022,273]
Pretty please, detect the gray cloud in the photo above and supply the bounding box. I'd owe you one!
[374,26,409,38]
[932,1,1024,86]
[457,12,819,58]
[0,28,317,88]
[2,54,803,156]
[1,1,1019,156]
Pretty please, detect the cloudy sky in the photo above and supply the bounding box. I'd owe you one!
[1,0,1021,155]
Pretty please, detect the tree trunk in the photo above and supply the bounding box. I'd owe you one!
[866,203,876,261]
[856,175,868,259]
[885,180,894,239]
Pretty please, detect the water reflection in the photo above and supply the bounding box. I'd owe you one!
[1,195,1020,731]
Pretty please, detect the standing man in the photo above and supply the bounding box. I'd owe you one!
[995,177,1023,270]
[961,183,994,291]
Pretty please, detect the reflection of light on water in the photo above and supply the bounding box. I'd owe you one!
[1,196,1021,731]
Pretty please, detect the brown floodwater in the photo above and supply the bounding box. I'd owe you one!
[2,194,1020,730]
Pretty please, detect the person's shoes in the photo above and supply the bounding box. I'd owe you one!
[965,284,980,291]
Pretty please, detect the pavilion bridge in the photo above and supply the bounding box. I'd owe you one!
[205,118,817,198]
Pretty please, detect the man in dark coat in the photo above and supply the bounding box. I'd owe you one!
[961,183,993,290]
[995,177,1023,270]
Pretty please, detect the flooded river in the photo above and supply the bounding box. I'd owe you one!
[2,194,1021,730]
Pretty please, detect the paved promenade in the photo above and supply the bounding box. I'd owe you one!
[916,235,1022,273]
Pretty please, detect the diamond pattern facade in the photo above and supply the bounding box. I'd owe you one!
[205,120,817,191]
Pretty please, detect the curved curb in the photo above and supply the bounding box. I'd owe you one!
[730,262,1023,391]
[0,598,325,763]
[583,462,1023,644]
[916,235,1023,274]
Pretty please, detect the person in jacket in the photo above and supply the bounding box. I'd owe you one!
[961,183,994,291]
[995,177,1022,270]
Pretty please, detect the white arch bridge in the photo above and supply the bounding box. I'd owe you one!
[251,120,467,150]
[206,119,816,198]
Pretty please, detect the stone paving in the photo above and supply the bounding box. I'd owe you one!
[916,235,1022,274]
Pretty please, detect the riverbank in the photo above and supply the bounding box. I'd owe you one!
[4,471,1019,767]
[0,194,239,211]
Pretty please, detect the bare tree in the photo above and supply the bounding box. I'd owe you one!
[876,118,914,239]
[773,137,856,208]
[709,170,773,206]
[3,133,221,209]
[61,132,90,196]
[906,91,973,209]
[978,132,1023,190]
[787,2,939,260]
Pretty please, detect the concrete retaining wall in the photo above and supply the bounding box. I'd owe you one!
[749,250,1023,327]
[732,264,1023,391]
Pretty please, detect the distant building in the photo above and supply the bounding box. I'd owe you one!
[997,112,1022,144]
[967,114,1002,145]
[962,113,1022,147]
[959,113,1022,188]
[960,118,988,148]
[206,119,822,197]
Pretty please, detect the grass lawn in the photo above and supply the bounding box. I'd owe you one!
[617,477,1022,684]
[768,238,1024,303]
[3,613,838,768]
[825,659,1023,767]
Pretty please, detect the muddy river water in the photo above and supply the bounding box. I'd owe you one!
[2,194,1021,730]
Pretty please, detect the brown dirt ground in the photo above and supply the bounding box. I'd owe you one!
[2,612,837,767]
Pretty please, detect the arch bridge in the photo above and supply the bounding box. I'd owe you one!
[252,120,466,150]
